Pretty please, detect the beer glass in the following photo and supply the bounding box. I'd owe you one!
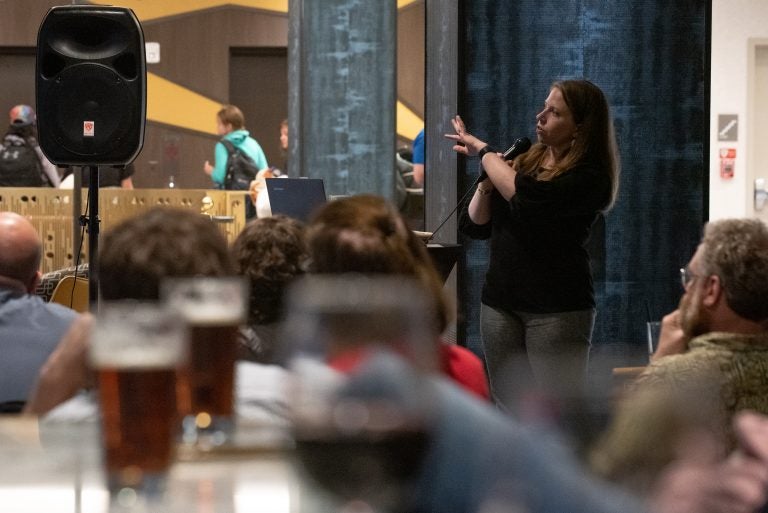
[647,320,662,361]
[89,301,188,497]
[283,275,437,513]
[162,277,248,448]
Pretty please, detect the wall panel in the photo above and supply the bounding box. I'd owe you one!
[458,0,708,392]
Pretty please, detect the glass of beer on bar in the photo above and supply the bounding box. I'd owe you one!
[89,302,188,498]
[283,276,437,513]
[162,276,248,449]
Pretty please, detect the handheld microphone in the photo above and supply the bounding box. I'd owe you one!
[502,136,532,160]
[476,136,532,185]
[427,136,531,243]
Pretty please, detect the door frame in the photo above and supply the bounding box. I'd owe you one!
[747,38,768,216]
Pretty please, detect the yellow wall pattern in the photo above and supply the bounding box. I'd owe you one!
[111,0,417,18]
[97,0,423,141]
[147,73,221,135]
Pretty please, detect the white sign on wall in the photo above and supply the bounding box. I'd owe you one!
[717,114,738,141]
[145,42,161,64]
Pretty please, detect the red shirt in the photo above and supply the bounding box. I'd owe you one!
[440,344,490,401]
[328,343,490,401]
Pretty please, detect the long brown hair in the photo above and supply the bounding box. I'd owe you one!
[517,79,620,210]
[306,195,451,336]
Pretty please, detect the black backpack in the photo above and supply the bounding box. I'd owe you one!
[0,135,45,187]
[220,139,259,191]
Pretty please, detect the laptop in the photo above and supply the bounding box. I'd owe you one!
[265,178,327,222]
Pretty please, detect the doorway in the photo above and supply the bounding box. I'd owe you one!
[748,40,768,223]
[230,47,288,174]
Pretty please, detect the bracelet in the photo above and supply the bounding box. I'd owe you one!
[477,145,496,160]
[476,187,493,196]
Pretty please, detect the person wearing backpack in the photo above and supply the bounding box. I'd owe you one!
[203,105,268,219]
[0,105,60,187]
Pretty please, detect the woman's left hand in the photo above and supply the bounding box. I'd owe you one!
[445,115,486,156]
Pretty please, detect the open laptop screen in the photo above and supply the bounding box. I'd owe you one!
[265,178,327,222]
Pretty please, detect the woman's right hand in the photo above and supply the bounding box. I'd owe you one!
[445,115,486,156]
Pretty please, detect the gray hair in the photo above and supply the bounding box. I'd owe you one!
[700,218,768,322]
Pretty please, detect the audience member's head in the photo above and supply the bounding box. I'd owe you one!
[6,105,38,139]
[100,207,234,300]
[232,215,307,326]
[216,104,245,133]
[279,118,288,151]
[0,212,42,293]
[9,104,36,126]
[591,376,727,495]
[680,218,768,336]
[305,194,450,336]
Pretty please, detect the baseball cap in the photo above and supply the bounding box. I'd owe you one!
[9,105,36,126]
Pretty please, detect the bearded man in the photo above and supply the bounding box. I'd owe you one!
[653,218,768,363]
[590,218,768,496]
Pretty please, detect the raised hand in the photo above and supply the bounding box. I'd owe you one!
[445,115,487,156]
[651,309,691,362]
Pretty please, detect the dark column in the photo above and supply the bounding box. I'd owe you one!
[425,0,458,245]
[288,0,396,201]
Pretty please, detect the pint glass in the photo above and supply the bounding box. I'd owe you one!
[162,277,248,448]
[89,302,188,496]
[283,275,437,513]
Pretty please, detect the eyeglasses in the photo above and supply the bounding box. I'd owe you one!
[679,265,699,289]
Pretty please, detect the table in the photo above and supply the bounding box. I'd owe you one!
[0,416,326,513]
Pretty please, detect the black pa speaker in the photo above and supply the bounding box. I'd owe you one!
[36,6,146,166]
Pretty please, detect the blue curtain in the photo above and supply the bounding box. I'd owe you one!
[457,0,708,387]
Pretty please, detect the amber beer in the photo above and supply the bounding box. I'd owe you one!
[163,277,247,444]
[90,303,187,493]
[98,367,178,480]
[183,319,240,418]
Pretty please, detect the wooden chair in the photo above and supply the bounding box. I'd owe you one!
[49,275,89,312]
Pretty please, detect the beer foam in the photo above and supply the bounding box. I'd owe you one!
[90,337,185,369]
[181,303,244,325]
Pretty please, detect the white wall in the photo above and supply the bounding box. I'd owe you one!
[710,0,768,219]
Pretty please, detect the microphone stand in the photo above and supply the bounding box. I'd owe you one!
[426,161,485,244]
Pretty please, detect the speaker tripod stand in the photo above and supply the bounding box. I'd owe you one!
[72,166,101,313]
[36,4,146,314]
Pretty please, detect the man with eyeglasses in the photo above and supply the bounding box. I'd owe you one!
[654,218,768,362]
[591,218,768,503]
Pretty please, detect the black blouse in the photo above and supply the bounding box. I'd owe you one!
[459,162,610,314]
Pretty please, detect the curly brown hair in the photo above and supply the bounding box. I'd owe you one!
[232,215,307,325]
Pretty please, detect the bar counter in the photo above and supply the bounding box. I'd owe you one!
[0,416,326,513]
